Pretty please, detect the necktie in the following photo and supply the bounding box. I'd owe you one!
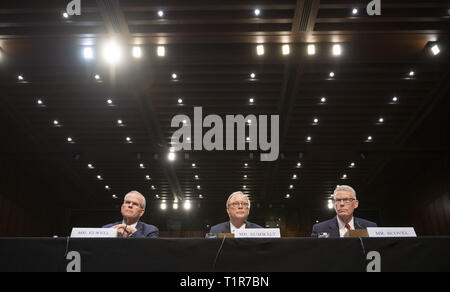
[345,223,351,231]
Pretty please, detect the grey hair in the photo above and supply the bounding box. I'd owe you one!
[124,191,146,210]
[226,191,251,209]
[333,185,357,200]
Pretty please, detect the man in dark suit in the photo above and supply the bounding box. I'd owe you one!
[311,185,377,238]
[210,191,262,234]
[103,191,159,238]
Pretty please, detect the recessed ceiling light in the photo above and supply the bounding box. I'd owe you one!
[367,136,373,142]
[256,45,265,56]
[378,117,384,123]
[88,164,94,169]
[83,47,94,60]
[112,194,118,199]
[342,174,348,179]
[292,174,297,179]
[350,162,355,168]
[178,98,183,104]
[409,71,415,77]
[139,163,145,169]
[37,99,44,105]
[392,96,399,103]
[145,175,151,180]
[352,8,358,15]
[62,12,69,19]
[105,185,110,190]
[282,44,290,55]
[184,200,191,210]
[17,75,24,81]
[94,74,100,80]
[67,137,73,143]
[250,73,256,79]
[285,194,291,199]
[195,175,199,179]
[249,98,254,103]
[132,46,142,58]
[117,119,123,125]
[172,73,178,79]
[296,162,302,168]
[313,118,319,124]
[306,136,312,142]
[254,9,261,16]
[307,44,316,56]
[160,202,167,210]
[97,175,103,180]
[53,120,59,125]
[158,10,164,17]
[244,163,248,167]
[289,185,294,189]
[126,137,132,142]
[431,44,440,56]
[197,185,201,189]
[192,163,196,167]
[102,40,123,65]
[329,72,335,78]
[157,46,165,57]
[168,152,176,161]
[332,44,342,56]
[320,97,327,103]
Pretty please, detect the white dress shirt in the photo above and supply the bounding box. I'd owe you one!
[337,217,354,238]
[230,222,246,234]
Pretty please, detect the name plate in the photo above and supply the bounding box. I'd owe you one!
[367,227,417,238]
[234,228,281,238]
[70,228,117,238]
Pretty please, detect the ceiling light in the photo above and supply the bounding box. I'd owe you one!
[285,194,291,199]
[313,118,319,124]
[328,200,334,209]
[197,185,201,189]
[94,74,100,80]
[168,152,176,161]
[332,44,342,56]
[88,164,94,169]
[342,174,348,179]
[350,162,355,168]
[160,202,167,210]
[17,75,24,81]
[103,40,123,64]
[117,119,123,125]
[184,200,191,210]
[306,136,312,142]
[151,185,156,190]
[105,185,110,190]
[107,99,113,105]
[157,46,165,57]
[83,47,94,60]
[192,163,196,167]
[431,44,440,56]
[132,46,142,58]
[158,10,164,17]
[352,8,358,15]
[329,72,335,78]
[289,185,294,189]
[97,175,103,180]
[254,9,261,16]
[244,163,248,167]
[112,194,118,199]
[63,12,69,19]
[126,137,132,143]
[292,174,297,179]
[392,96,399,103]
[195,175,199,179]
[37,99,44,105]
[282,44,290,55]
[172,73,178,80]
[409,71,415,77]
[367,136,373,142]
[178,98,183,104]
[250,73,256,79]
[296,162,301,168]
[53,120,59,125]
[199,194,203,199]
[307,44,316,55]
[378,117,384,123]
[256,45,265,56]
[320,97,327,103]
[67,137,73,143]
[249,98,254,103]
[145,175,151,180]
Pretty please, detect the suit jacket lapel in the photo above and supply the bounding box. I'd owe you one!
[330,217,340,238]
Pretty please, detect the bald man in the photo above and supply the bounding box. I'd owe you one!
[209,191,262,234]
[103,191,159,238]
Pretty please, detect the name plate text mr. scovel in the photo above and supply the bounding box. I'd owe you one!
[367,227,417,238]
[71,228,118,238]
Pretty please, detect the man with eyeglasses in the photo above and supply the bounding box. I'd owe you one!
[209,191,262,234]
[103,191,159,238]
[311,185,377,238]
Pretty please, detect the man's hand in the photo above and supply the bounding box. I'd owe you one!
[111,224,137,238]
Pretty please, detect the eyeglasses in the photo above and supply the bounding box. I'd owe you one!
[228,202,249,208]
[333,198,356,205]
[123,200,142,208]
